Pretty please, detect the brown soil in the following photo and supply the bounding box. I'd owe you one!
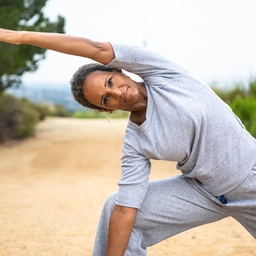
[0,117,255,256]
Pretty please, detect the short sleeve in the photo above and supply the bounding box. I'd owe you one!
[115,132,151,209]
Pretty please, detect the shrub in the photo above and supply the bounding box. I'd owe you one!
[72,110,106,118]
[17,98,40,138]
[45,103,71,117]
[72,110,129,119]
[0,93,21,142]
[230,96,256,137]
[0,93,40,142]
[213,77,256,138]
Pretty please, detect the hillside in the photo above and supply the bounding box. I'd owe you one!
[7,83,84,111]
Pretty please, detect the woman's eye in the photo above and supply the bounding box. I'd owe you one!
[108,77,113,87]
[103,95,109,105]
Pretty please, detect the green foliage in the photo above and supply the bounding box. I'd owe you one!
[44,103,71,117]
[230,96,256,136]
[72,110,129,119]
[17,98,40,137]
[248,76,256,96]
[0,93,39,142]
[0,0,65,93]
[0,93,71,142]
[212,84,246,104]
[213,77,256,137]
[73,110,106,119]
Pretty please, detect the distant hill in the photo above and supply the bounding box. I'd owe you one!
[7,83,85,112]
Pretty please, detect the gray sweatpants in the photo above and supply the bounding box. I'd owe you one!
[92,165,256,255]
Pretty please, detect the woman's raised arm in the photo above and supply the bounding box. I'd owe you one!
[0,28,114,64]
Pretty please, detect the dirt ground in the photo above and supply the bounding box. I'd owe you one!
[0,117,255,256]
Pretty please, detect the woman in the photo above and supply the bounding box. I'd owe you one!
[1,29,256,256]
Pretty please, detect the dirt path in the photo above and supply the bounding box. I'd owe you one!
[0,117,255,256]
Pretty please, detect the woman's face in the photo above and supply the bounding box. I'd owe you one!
[83,70,145,112]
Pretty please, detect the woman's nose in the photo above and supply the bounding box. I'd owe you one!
[111,88,121,98]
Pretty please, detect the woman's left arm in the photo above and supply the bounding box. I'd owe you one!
[0,28,114,64]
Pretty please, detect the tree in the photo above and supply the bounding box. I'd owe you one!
[0,0,65,94]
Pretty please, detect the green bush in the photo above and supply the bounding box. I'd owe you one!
[0,93,40,142]
[213,84,246,104]
[72,110,129,119]
[44,104,71,117]
[17,98,40,138]
[72,110,106,118]
[0,93,21,141]
[230,96,256,137]
[213,77,256,138]
[32,103,49,120]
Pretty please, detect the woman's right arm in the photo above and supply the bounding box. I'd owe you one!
[0,28,114,64]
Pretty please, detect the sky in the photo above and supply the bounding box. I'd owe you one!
[22,0,256,89]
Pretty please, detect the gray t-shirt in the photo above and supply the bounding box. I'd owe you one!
[108,43,256,209]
